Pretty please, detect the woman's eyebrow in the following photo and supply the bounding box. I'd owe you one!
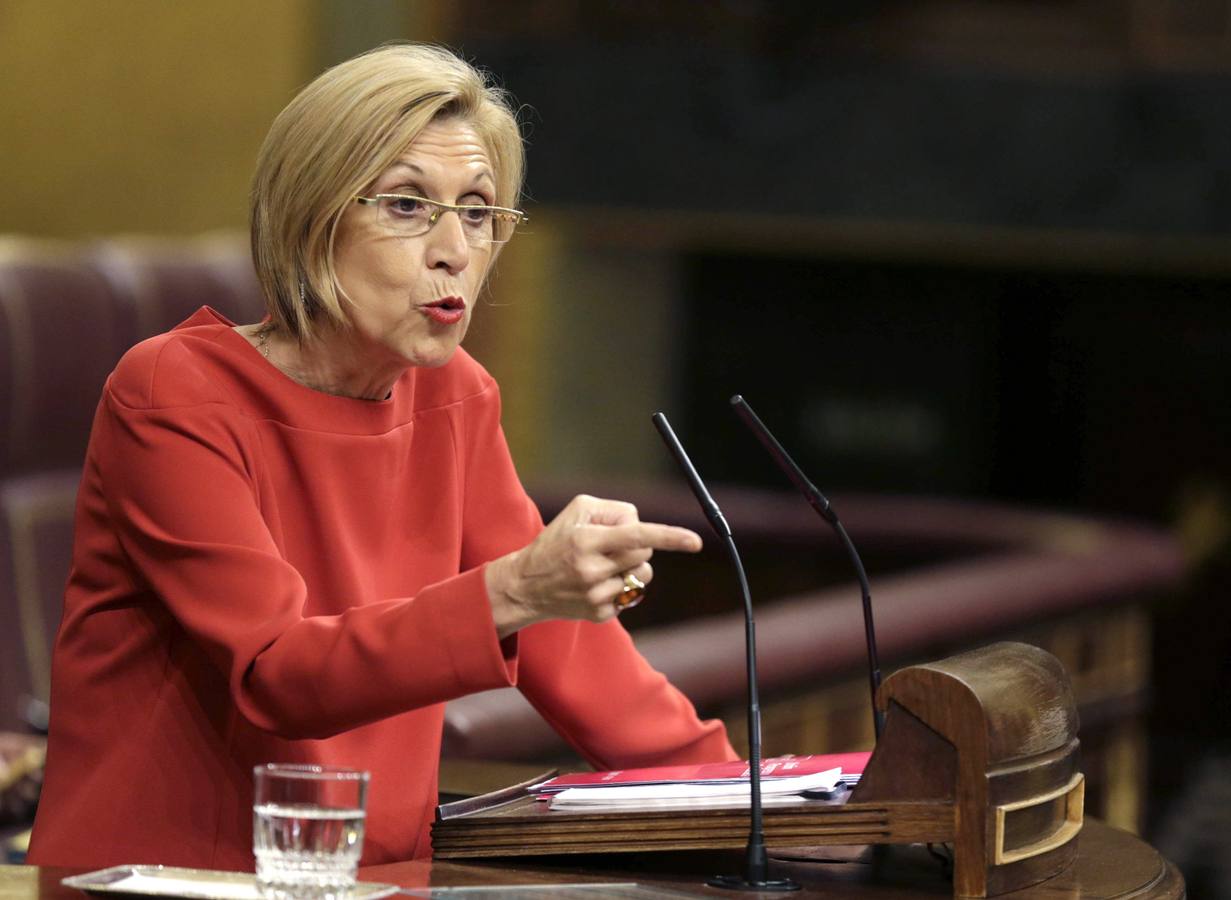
[387,161,425,177]
[384,161,494,190]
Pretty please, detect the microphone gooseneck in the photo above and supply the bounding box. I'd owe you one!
[651,412,799,893]
[730,395,884,741]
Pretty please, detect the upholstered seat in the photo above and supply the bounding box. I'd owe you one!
[0,236,264,732]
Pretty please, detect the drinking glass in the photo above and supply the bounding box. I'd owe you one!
[253,764,370,899]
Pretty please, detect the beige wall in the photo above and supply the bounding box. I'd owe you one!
[0,1,316,237]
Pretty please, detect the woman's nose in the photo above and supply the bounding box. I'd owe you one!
[425,211,471,272]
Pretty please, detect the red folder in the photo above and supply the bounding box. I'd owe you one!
[535,752,871,793]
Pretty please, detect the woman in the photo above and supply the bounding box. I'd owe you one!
[28,44,735,870]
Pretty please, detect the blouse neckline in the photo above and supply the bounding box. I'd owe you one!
[178,306,425,435]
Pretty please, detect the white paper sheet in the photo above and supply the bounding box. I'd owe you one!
[550,766,842,810]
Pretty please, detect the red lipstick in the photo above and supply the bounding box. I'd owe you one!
[422,297,466,325]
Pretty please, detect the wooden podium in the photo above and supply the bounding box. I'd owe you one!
[433,642,1097,898]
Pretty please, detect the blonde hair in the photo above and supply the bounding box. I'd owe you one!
[250,43,524,340]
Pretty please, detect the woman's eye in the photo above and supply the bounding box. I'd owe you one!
[461,207,491,226]
[386,196,425,217]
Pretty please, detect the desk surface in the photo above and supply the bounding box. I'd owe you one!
[0,821,1183,899]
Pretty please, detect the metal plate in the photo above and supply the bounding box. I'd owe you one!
[60,865,399,900]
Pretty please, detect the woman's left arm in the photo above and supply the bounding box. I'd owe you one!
[459,381,736,769]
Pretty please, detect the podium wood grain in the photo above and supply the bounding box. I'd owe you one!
[435,794,953,854]
[0,821,1181,899]
[396,820,1184,897]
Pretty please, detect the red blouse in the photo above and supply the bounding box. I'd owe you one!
[28,308,734,870]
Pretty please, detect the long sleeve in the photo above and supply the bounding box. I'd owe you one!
[517,619,737,768]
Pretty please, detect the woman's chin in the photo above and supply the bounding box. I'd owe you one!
[400,337,462,369]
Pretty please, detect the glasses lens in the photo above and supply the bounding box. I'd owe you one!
[375,196,431,237]
[491,213,519,244]
[457,205,497,245]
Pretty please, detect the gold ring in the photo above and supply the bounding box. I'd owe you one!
[614,572,646,611]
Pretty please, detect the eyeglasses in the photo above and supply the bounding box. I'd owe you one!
[353,194,527,246]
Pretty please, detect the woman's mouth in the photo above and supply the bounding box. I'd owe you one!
[421,297,466,325]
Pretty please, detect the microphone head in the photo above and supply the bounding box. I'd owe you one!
[730,395,837,524]
[651,410,732,539]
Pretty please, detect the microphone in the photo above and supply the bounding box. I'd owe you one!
[652,412,799,893]
[730,395,884,740]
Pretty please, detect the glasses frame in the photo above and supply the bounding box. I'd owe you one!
[353,193,527,244]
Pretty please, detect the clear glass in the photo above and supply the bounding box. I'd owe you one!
[354,194,526,245]
[253,764,370,900]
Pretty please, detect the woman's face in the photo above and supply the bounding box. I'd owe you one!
[332,118,497,369]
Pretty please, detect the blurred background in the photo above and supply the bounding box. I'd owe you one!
[2,0,1229,892]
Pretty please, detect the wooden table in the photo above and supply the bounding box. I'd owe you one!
[0,820,1183,899]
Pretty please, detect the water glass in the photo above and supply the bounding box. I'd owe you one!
[253,764,370,900]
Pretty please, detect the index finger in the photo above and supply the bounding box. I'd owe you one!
[579,521,703,555]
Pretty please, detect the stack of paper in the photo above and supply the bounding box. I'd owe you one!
[548,768,844,812]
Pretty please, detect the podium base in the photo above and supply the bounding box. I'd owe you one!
[706,874,801,892]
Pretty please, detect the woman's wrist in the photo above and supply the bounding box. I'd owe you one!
[485,551,534,639]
